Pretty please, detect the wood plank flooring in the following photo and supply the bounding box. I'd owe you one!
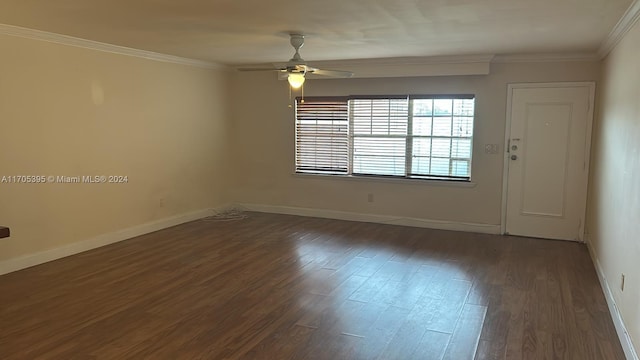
[0,212,625,359]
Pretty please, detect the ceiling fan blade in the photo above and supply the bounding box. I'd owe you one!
[236,67,281,72]
[311,69,354,78]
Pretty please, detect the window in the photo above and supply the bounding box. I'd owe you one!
[295,95,475,181]
[295,98,349,174]
[410,97,474,179]
[351,98,409,176]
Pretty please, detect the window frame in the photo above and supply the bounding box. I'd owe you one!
[405,94,475,181]
[294,97,350,175]
[349,96,411,177]
[294,94,476,182]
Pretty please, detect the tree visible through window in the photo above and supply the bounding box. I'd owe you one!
[295,95,474,181]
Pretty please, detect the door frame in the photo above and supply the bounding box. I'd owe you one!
[500,82,596,241]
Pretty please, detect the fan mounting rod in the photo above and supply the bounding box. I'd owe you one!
[289,34,305,63]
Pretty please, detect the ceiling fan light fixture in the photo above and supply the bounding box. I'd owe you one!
[287,73,305,89]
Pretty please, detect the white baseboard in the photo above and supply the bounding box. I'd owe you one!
[0,206,231,276]
[235,203,501,234]
[585,235,639,360]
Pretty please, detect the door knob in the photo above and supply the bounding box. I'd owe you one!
[511,155,518,160]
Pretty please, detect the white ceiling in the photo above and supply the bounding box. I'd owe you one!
[0,0,633,65]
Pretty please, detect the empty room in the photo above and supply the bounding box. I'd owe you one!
[0,0,639,359]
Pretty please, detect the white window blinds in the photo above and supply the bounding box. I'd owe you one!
[295,98,349,174]
[351,98,409,176]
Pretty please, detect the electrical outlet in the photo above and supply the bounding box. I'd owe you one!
[159,198,165,208]
[621,274,625,291]
[367,193,374,203]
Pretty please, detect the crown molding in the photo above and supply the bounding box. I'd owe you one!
[598,0,640,58]
[492,53,600,63]
[0,23,225,70]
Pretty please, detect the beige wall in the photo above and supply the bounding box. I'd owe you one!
[0,34,231,261]
[588,18,640,353]
[229,61,599,226]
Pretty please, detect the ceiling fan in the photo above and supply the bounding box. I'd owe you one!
[238,33,354,89]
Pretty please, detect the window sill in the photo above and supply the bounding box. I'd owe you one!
[292,172,477,188]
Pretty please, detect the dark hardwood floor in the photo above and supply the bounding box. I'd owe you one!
[0,212,625,359]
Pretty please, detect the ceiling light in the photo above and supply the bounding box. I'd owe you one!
[288,73,305,89]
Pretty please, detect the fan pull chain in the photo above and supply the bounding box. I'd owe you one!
[288,85,292,108]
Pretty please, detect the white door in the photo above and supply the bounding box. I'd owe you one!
[503,83,595,241]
